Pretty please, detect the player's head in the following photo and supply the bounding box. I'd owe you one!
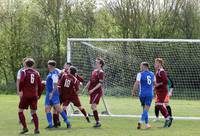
[25,58,35,68]
[64,62,72,71]
[96,57,104,69]
[48,60,56,71]
[154,58,164,69]
[22,57,27,68]
[140,62,149,71]
[68,66,77,76]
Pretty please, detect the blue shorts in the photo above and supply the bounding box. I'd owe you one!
[139,96,153,107]
[45,94,60,106]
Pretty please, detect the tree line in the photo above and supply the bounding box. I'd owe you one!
[0,0,200,93]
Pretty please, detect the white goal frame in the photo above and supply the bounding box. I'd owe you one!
[67,38,200,120]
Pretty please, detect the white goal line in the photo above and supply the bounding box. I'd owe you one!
[68,38,200,43]
[71,114,200,121]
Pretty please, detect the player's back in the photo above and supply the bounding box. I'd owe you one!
[46,69,60,95]
[61,74,79,97]
[139,71,154,97]
[20,68,40,98]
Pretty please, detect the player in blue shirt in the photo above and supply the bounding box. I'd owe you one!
[132,62,155,129]
[45,60,71,129]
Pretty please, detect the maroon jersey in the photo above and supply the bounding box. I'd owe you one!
[88,69,104,94]
[155,68,168,97]
[19,68,42,98]
[58,73,79,100]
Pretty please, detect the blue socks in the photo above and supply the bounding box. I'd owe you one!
[60,111,70,124]
[141,109,148,124]
[46,112,53,127]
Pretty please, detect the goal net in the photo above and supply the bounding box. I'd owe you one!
[67,38,200,119]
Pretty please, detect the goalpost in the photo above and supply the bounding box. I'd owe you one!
[67,38,200,120]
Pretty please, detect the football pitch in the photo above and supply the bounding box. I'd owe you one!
[0,95,200,136]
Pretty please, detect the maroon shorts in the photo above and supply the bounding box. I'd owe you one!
[19,97,38,110]
[62,96,81,107]
[155,93,167,103]
[90,93,102,105]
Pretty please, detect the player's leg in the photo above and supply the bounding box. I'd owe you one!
[73,96,90,123]
[54,104,71,128]
[52,108,60,128]
[153,103,160,122]
[144,97,153,129]
[166,104,172,117]
[165,102,173,127]
[90,93,101,127]
[137,97,151,129]
[45,96,54,128]
[156,99,172,127]
[153,95,159,122]
[45,105,53,128]
[18,108,28,134]
[77,105,90,123]
[18,98,28,134]
[30,109,34,123]
[30,98,39,134]
[91,104,101,127]
[137,97,144,129]
[165,96,172,118]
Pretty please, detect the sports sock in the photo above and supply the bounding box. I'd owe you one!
[155,105,159,118]
[80,108,87,117]
[141,109,148,123]
[158,105,169,119]
[166,105,172,117]
[145,110,149,124]
[18,112,27,129]
[93,110,99,123]
[46,112,53,127]
[32,113,39,130]
[60,111,70,124]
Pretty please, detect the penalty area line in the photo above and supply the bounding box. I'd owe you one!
[71,114,200,120]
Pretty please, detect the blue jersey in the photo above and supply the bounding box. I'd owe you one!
[137,70,154,97]
[46,68,61,95]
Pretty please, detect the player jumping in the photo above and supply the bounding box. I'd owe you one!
[132,62,155,129]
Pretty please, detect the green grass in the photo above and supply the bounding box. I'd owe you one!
[0,95,200,136]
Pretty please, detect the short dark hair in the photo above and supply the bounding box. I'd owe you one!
[65,62,72,66]
[48,60,56,67]
[96,57,105,67]
[25,58,35,67]
[69,66,77,75]
[141,62,149,68]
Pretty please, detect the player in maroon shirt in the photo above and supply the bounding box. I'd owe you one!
[58,66,90,122]
[18,58,43,134]
[85,58,105,128]
[154,58,173,128]
[52,62,85,127]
